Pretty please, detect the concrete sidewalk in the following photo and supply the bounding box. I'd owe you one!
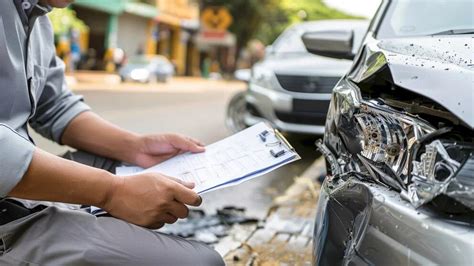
[214,158,325,265]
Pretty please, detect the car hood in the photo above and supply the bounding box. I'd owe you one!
[351,35,474,128]
[259,53,353,77]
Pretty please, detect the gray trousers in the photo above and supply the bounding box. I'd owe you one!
[0,151,224,266]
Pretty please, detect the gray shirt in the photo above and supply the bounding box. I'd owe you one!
[0,1,90,197]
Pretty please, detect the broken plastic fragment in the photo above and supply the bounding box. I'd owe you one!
[405,140,474,209]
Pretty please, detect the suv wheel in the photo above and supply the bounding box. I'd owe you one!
[226,91,248,133]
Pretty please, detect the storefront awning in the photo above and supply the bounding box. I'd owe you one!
[156,13,182,27]
[194,31,236,48]
[125,2,158,19]
[73,0,158,18]
[73,0,127,15]
[181,19,200,31]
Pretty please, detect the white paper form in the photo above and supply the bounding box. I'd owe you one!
[116,122,301,194]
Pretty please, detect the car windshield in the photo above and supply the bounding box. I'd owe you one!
[128,56,151,65]
[377,0,474,38]
[271,28,307,53]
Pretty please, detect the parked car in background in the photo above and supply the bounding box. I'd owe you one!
[119,55,174,83]
[227,20,369,135]
[308,0,474,265]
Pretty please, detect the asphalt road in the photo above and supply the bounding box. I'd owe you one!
[33,77,321,219]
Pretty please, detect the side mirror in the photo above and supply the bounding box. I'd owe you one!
[302,30,354,60]
[234,69,251,82]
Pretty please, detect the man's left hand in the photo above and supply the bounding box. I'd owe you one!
[133,134,205,168]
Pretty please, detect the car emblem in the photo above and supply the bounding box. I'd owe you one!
[303,82,318,91]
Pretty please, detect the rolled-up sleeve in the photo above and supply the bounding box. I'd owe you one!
[0,124,35,197]
[29,55,90,144]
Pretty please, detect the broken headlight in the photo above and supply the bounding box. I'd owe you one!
[405,140,474,210]
[320,80,474,211]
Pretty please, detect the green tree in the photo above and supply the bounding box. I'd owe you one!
[201,0,360,69]
[48,8,89,37]
[257,0,361,44]
[201,0,273,61]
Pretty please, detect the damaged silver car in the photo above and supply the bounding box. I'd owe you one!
[303,0,474,265]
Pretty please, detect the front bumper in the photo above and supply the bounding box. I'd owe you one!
[313,176,474,265]
[245,83,330,135]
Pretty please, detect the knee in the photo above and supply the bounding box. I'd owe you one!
[206,249,225,266]
[184,240,224,266]
[200,247,225,266]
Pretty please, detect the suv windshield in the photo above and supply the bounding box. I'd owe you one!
[272,28,307,54]
[377,0,474,38]
[128,57,150,65]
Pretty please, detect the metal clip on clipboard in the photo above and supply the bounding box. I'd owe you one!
[274,129,295,152]
[259,128,295,158]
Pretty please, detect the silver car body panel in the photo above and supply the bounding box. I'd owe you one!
[314,178,474,265]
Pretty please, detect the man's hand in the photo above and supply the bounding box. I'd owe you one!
[102,173,202,229]
[10,148,201,229]
[133,134,205,168]
[61,112,206,167]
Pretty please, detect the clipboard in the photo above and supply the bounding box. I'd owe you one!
[117,122,301,194]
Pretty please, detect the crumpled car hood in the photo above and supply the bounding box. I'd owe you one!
[351,36,474,128]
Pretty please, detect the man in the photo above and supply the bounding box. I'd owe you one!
[0,0,224,265]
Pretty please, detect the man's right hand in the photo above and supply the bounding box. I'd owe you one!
[9,149,200,229]
[102,173,202,229]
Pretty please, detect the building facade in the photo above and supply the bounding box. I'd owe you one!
[52,0,202,75]
[71,0,158,71]
[155,0,200,76]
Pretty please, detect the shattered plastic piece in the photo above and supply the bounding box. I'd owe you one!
[217,206,259,224]
[195,230,219,244]
[406,140,474,209]
[160,207,259,243]
[206,225,229,237]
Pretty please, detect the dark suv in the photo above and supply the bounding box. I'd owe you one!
[303,0,474,265]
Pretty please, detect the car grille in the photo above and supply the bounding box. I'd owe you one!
[293,99,330,113]
[275,111,327,126]
[275,74,340,93]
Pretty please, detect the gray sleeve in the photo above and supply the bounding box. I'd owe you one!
[0,124,35,197]
[29,55,90,144]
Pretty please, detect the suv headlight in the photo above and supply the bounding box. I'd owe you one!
[250,66,274,89]
[320,79,474,211]
[130,68,150,80]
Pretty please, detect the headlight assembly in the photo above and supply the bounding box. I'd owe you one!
[130,68,150,80]
[250,66,274,89]
[319,80,474,211]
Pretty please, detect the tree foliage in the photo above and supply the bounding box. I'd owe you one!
[48,8,89,36]
[258,0,362,44]
[201,0,272,53]
[202,0,360,48]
